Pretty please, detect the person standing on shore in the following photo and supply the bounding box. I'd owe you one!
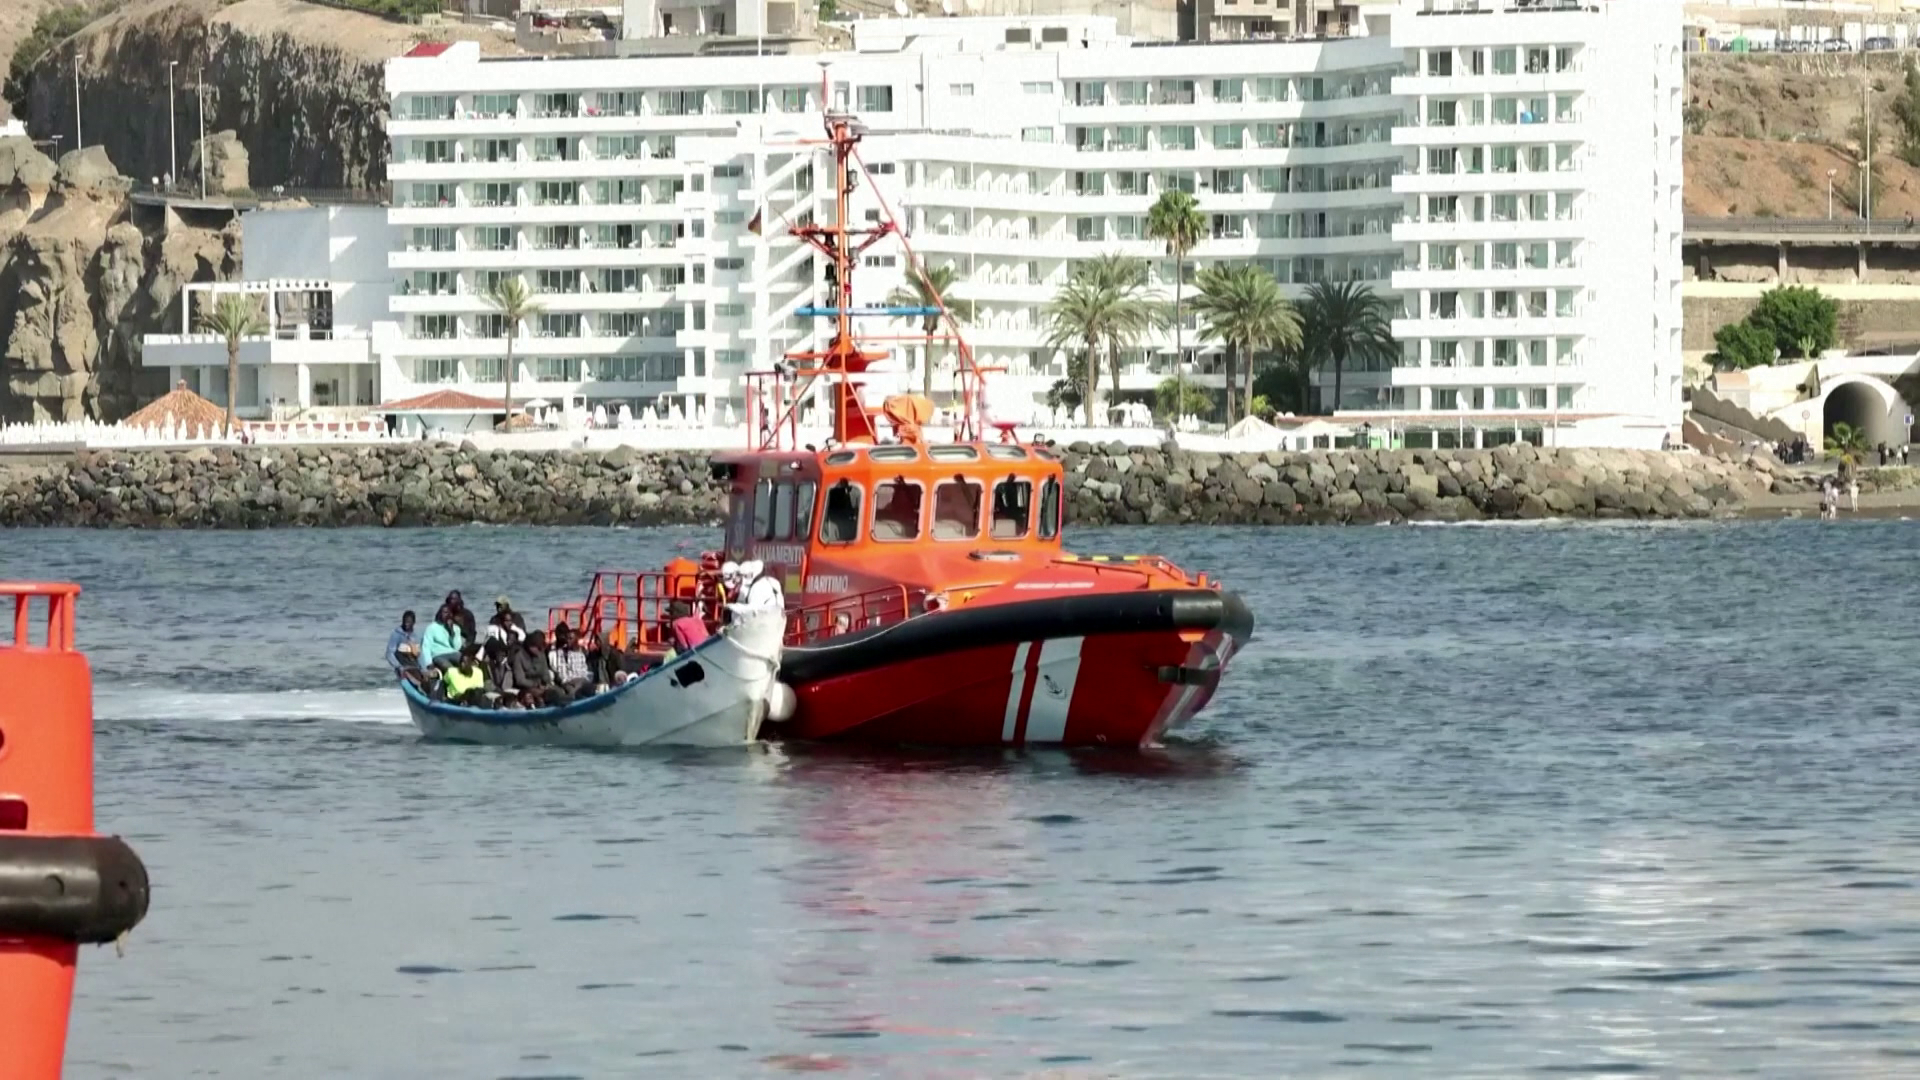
[1848,474,1860,513]
[1819,479,1836,521]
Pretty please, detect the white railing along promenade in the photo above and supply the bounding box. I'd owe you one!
[0,416,395,450]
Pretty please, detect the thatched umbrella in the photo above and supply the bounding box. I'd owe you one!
[125,381,228,435]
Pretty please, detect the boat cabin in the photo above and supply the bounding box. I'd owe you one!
[712,441,1067,634]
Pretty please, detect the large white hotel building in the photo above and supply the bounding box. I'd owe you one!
[158,0,1684,448]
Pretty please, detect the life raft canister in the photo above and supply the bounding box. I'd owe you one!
[0,583,151,1080]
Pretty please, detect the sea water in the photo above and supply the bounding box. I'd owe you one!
[4,521,1918,1079]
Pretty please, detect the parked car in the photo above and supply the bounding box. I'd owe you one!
[1864,36,1897,52]
[1823,38,1854,52]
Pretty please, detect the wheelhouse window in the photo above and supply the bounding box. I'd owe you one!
[794,480,817,541]
[932,478,983,540]
[753,479,775,540]
[771,482,795,540]
[1038,477,1062,540]
[871,478,923,542]
[991,477,1032,539]
[821,480,863,544]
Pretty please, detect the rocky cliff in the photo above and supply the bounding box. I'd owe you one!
[0,139,239,422]
[26,0,390,195]
[0,444,1792,529]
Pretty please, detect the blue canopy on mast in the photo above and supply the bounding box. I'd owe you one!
[796,305,944,318]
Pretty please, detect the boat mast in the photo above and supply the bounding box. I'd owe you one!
[753,79,984,451]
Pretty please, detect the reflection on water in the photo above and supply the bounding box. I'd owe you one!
[1,521,1916,1077]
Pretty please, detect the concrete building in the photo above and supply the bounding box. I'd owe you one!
[141,206,399,418]
[382,0,1684,447]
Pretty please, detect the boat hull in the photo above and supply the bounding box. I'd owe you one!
[400,612,785,748]
[778,589,1252,747]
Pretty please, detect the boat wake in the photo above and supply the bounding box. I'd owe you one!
[93,686,410,726]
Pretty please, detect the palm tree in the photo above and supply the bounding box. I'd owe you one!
[1146,190,1205,417]
[1299,280,1397,414]
[196,292,268,436]
[1827,421,1870,475]
[1043,257,1154,425]
[1192,263,1301,423]
[885,263,973,398]
[1078,252,1151,405]
[486,275,543,425]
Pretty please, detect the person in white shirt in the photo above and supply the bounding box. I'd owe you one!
[732,560,785,616]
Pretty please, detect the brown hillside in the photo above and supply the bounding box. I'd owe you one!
[1686,52,1920,219]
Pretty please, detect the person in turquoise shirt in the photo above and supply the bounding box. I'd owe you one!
[421,606,464,671]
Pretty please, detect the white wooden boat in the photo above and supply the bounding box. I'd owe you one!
[398,611,788,748]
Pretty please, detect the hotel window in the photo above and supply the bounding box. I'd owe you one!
[404,183,452,208]
[772,87,808,113]
[1212,169,1244,194]
[1493,48,1517,75]
[1426,50,1453,77]
[1075,81,1104,106]
[1431,340,1459,368]
[471,226,511,251]
[472,138,514,163]
[1212,125,1244,151]
[715,303,746,318]
[1492,242,1517,270]
[596,136,642,161]
[1252,77,1288,103]
[1493,339,1518,367]
[1556,47,1576,72]
[417,357,457,383]
[1255,168,1284,194]
[859,86,895,112]
[1108,125,1143,151]
[471,182,513,208]
[407,95,453,120]
[1113,170,1145,195]
[593,91,642,116]
[1075,217,1105,242]
[414,315,456,340]
[1255,213,1289,239]
[1493,388,1520,410]
[1525,47,1552,74]
[470,93,517,117]
[1212,79,1243,104]
[1114,215,1143,240]
[1432,388,1460,410]
[1074,171,1105,196]
[715,210,745,226]
[1555,290,1578,318]
[950,82,975,97]
[1527,340,1549,366]
[469,357,501,382]
[533,137,573,162]
[1210,214,1244,240]
[1159,171,1195,194]
[534,269,577,295]
[655,90,704,116]
[408,139,452,164]
[1158,126,1195,151]
[718,89,760,114]
[1156,79,1195,105]
[1492,194,1519,221]
[715,257,745,271]
[536,314,580,338]
[1526,387,1548,409]
[1110,80,1146,106]
[533,357,583,382]
[1022,127,1055,143]
[1557,338,1578,365]
[1556,144,1577,172]
[533,181,577,206]
[532,92,574,118]
[474,312,508,337]
[1557,386,1576,409]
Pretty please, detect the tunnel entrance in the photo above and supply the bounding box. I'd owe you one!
[1822,378,1902,448]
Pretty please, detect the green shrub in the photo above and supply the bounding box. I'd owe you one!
[1711,320,1777,370]
[1748,285,1838,358]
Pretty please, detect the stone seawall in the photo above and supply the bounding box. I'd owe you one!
[0,442,1787,529]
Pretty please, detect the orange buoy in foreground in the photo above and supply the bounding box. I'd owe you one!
[0,583,150,1080]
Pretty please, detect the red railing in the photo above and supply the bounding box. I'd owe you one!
[1,582,79,652]
[545,569,719,651]
[785,585,922,645]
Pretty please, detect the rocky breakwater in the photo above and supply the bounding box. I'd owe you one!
[0,444,727,528]
[1058,442,1774,525]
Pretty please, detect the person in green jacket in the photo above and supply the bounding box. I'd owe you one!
[421,606,464,671]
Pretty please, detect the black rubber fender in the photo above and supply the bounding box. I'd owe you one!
[0,835,150,944]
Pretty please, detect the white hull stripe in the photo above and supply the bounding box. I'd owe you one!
[1001,641,1032,742]
[1021,637,1084,745]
